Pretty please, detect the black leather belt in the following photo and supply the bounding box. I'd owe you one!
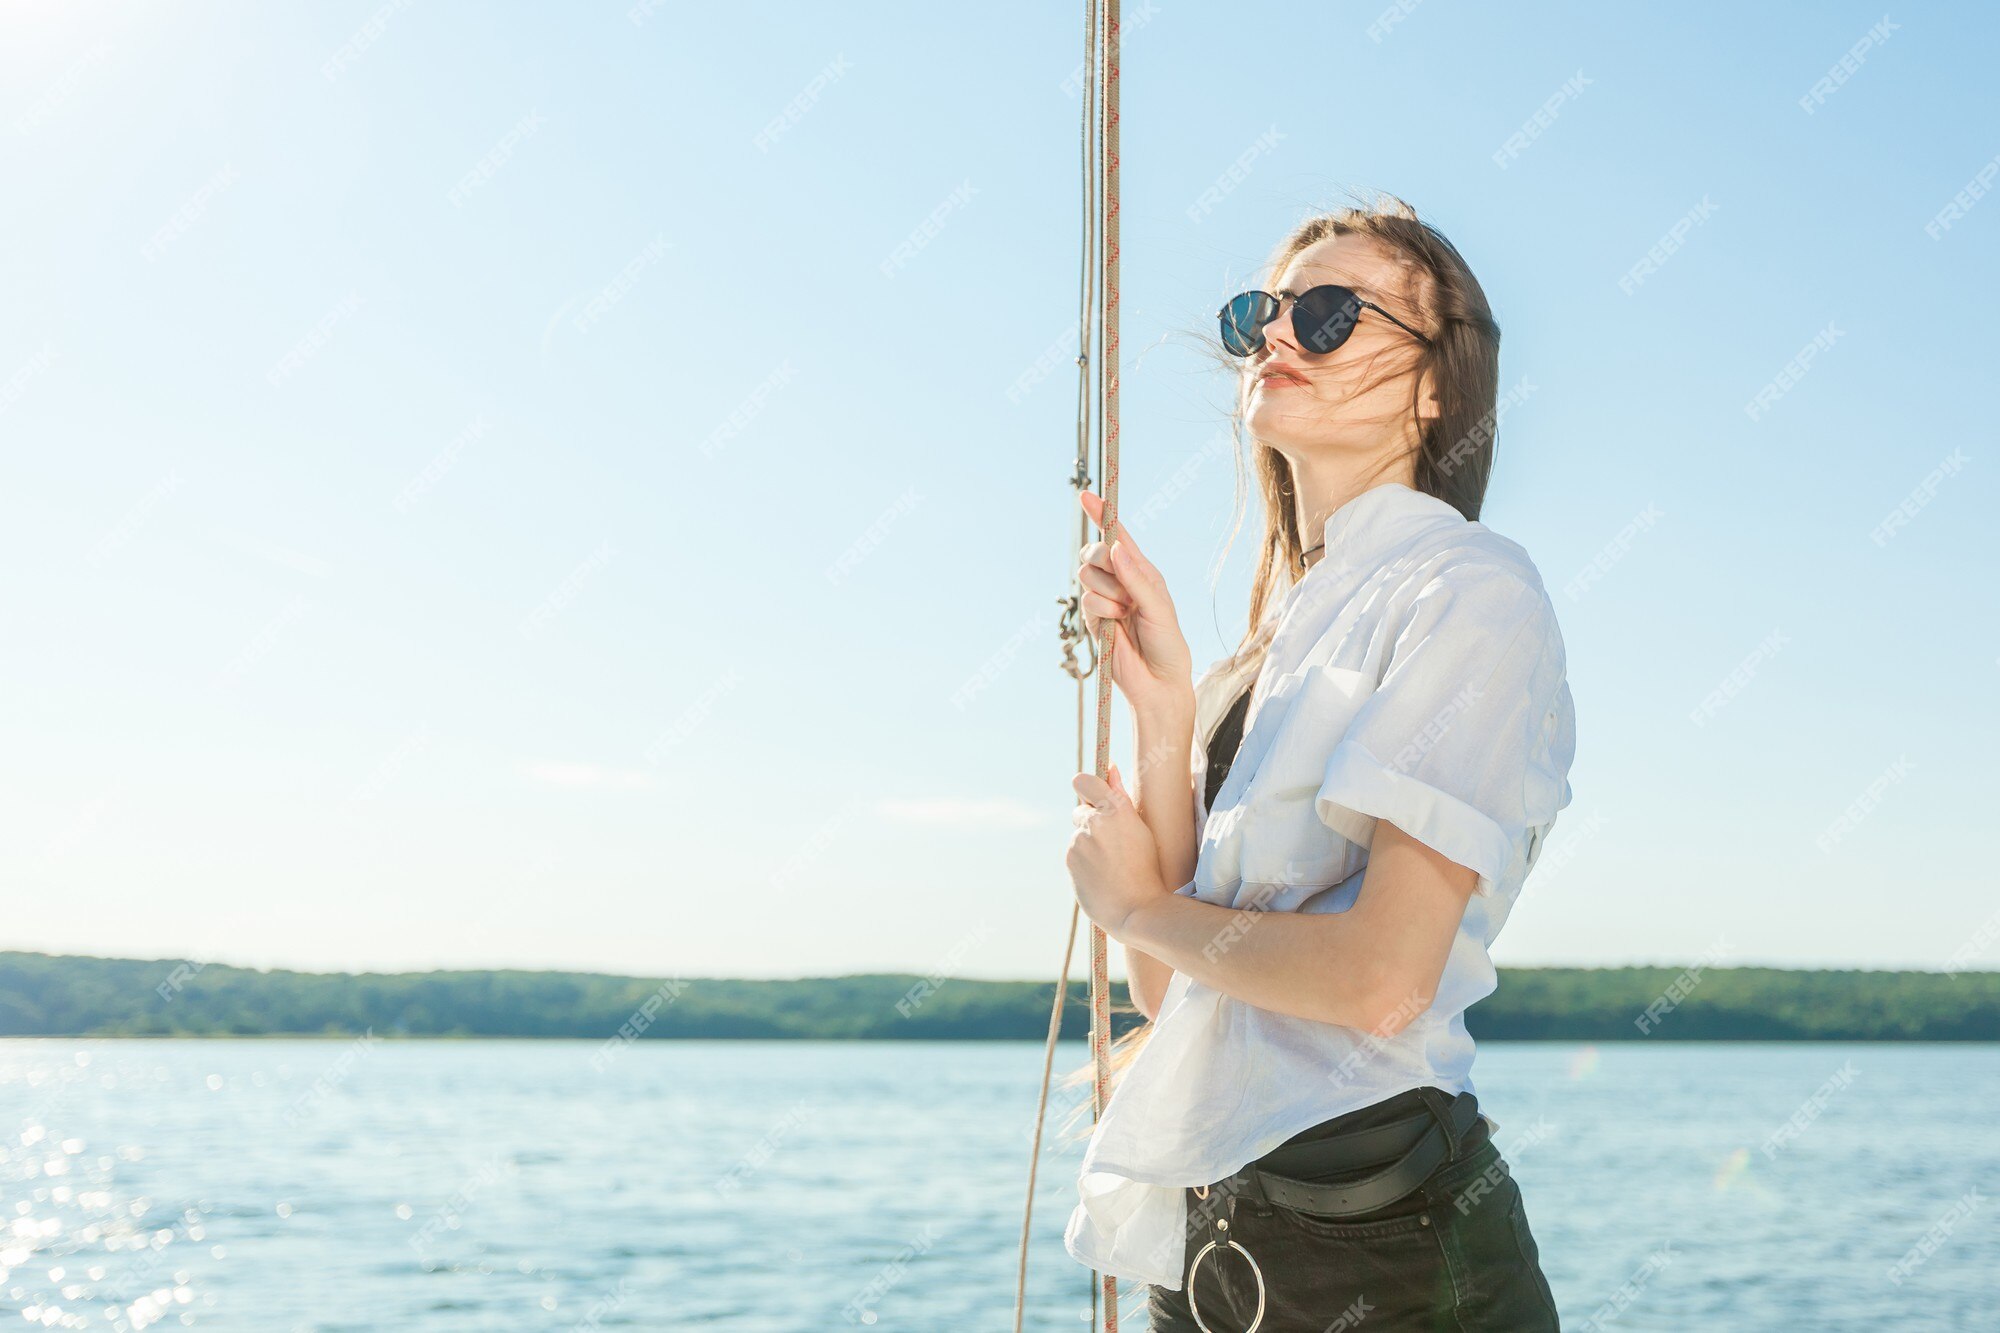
[1183,1089,1483,1333]
[1213,1087,1482,1218]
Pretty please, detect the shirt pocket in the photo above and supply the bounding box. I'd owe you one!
[1233,664,1375,888]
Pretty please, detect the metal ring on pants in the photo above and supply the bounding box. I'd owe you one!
[1187,1183,1267,1333]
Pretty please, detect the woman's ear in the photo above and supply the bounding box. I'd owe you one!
[1414,365,1444,423]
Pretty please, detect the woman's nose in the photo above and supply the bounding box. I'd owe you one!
[1259,301,1301,358]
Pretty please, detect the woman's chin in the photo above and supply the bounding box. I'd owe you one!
[1245,396,1320,445]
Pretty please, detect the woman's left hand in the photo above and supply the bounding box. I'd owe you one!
[1066,764,1171,940]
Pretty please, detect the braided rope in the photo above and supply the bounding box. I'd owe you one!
[1091,2,1123,1329]
[1013,1,1124,1329]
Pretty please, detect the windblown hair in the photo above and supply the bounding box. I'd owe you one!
[1057,196,1503,1140]
[1228,193,1503,675]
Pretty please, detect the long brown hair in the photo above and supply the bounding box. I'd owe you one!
[1056,195,1503,1141]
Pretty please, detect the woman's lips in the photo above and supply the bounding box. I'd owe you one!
[1256,371,1306,388]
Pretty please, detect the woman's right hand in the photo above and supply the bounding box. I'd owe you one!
[1076,489,1196,723]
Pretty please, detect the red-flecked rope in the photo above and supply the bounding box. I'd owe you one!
[1014,2,1122,1330]
[1092,2,1122,1328]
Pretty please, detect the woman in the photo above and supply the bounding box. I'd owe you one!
[1061,197,1575,1331]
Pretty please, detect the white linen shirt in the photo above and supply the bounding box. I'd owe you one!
[1062,480,1577,1290]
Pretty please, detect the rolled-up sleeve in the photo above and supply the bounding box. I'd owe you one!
[1313,563,1570,897]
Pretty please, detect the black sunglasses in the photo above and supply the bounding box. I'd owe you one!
[1217,284,1431,358]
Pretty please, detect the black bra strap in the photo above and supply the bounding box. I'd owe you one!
[1203,681,1254,811]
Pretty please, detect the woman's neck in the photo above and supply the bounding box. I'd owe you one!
[1292,453,1416,570]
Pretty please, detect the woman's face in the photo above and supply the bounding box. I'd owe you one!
[1242,233,1437,464]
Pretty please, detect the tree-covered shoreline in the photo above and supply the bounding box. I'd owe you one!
[3,951,1996,1041]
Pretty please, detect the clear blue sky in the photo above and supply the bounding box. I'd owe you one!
[3,2,1994,979]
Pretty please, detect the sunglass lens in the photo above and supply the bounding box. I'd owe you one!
[1219,292,1276,357]
[1294,286,1363,355]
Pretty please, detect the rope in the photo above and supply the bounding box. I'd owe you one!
[1016,2,1122,1330]
[1091,5,1123,1331]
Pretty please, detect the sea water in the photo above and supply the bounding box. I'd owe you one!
[2,1039,1994,1329]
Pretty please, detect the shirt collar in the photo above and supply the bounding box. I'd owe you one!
[1313,481,1460,562]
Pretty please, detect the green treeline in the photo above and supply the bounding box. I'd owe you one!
[1,951,1996,1040]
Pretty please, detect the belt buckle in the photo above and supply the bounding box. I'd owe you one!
[1187,1180,1268,1333]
